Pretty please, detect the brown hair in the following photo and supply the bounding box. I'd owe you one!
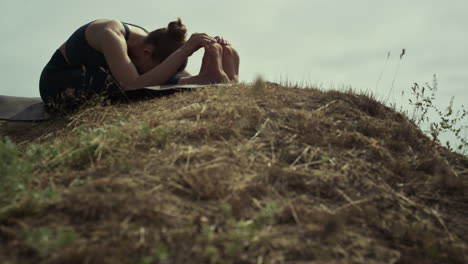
[145,18,188,72]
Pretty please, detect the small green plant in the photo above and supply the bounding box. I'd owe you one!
[22,226,78,257]
[152,126,170,148]
[74,120,127,161]
[408,75,467,154]
[0,138,61,220]
[154,246,170,261]
[196,202,278,263]
[25,142,61,168]
[138,246,171,264]
[138,256,156,264]
[0,137,32,205]
[33,120,129,168]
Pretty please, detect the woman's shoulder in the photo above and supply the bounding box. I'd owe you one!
[87,19,125,32]
[84,19,128,53]
[87,19,147,40]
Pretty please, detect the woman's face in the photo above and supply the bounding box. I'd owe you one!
[135,45,159,74]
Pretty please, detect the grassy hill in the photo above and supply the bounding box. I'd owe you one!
[1,81,467,264]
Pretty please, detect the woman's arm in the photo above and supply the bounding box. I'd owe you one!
[100,31,186,90]
[97,21,212,90]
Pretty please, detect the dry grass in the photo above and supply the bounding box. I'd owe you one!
[0,82,467,264]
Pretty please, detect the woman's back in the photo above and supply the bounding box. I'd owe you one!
[63,20,149,69]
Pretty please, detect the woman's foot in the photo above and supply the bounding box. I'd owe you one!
[203,43,230,83]
[180,43,229,85]
[221,45,240,82]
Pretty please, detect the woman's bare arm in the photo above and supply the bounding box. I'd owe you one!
[96,20,212,90]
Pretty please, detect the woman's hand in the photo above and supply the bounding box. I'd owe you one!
[214,36,230,46]
[181,33,217,57]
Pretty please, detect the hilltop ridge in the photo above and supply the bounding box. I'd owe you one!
[1,82,467,264]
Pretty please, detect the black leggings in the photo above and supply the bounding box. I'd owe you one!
[39,50,122,107]
[39,50,190,106]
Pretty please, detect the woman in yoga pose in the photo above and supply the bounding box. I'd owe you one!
[39,18,239,106]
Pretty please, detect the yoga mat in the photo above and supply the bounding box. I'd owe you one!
[0,96,48,121]
[0,84,230,121]
[145,83,229,91]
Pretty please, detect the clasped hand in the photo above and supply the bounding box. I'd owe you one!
[181,33,231,56]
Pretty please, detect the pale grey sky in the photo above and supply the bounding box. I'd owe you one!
[0,0,466,115]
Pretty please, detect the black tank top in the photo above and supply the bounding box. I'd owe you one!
[64,20,149,69]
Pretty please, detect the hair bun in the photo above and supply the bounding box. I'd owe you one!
[167,17,187,42]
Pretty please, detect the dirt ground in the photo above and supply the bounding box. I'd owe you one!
[1,82,467,264]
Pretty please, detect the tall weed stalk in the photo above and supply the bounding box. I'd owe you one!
[408,74,467,154]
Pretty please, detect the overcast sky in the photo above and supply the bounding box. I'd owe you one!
[1,0,467,138]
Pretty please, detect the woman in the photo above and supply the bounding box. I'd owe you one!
[39,18,240,107]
